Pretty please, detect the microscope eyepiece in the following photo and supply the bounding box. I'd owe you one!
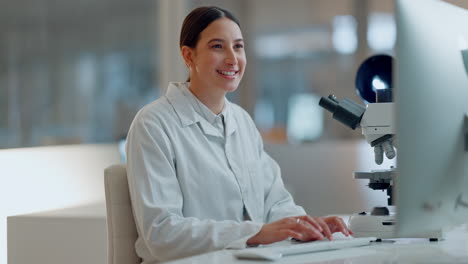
[318,95,339,113]
[319,94,366,130]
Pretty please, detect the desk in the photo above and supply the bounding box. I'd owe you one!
[166,226,468,264]
[8,205,468,264]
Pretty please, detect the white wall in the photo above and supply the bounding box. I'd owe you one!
[0,144,121,264]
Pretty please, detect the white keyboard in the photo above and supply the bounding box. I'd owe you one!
[234,237,376,261]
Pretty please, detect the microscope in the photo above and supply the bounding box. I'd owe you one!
[319,55,441,240]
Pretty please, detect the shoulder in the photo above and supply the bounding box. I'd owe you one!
[130,96,178,131]
[229,102,253,123]
[229,102,259,133]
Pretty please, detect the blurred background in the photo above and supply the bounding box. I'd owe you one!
[2,2,468,264]
[1,0,467,148]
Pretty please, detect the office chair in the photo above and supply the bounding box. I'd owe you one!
[104,164,141,264]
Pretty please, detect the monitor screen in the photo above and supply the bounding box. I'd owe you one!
[395,0,468,235]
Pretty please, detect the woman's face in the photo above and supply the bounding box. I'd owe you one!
[188,17,246,94]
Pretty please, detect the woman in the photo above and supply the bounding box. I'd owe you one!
[126,6,352,263]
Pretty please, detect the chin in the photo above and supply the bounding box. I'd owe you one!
[222,83,240,93]
[214,78,240,92]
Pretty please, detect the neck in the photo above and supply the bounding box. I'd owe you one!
[188,80,225,115]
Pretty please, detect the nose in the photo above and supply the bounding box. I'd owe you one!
[225,48,238,65]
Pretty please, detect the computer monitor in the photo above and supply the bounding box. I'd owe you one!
[395,0,468,236]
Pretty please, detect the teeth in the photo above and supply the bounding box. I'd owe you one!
[219,70,236,76]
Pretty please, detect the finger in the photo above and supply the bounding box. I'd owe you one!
[283,217,297,224]
[289,220,324,240]
[282,217,300,228]
[340,218,354,235]
[335,217,351,236]
[316,217,333,240]
[302,215,323,232]
[301,224,325,241]
[279,229,303,241]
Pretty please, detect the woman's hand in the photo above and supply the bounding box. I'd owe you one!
[320,216,354,239]
[246,215,353,246]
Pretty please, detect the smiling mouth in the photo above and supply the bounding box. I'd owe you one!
[216,70,239,76]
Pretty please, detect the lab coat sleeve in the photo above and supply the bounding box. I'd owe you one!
[126,114,262,262]
[256,131,307,223]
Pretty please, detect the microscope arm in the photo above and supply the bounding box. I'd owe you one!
[319,95,396,164]
[360,103,395,145]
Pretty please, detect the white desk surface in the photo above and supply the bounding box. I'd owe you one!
[166,226,468,264]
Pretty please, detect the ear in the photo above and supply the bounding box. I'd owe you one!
[181,46,195,68]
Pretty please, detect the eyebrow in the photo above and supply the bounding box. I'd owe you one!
[207,38,244,44]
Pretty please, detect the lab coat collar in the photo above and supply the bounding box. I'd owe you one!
[165,82,199,127]
[165,82,237,137]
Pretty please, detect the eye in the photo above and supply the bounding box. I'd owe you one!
[235,43,244,49]
[211,44,222,49]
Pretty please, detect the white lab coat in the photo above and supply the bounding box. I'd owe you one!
[126,82,305,263]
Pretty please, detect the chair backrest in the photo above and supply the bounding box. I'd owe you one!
[104,164,141,264]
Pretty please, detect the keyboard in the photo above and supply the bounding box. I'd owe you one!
[234,237,376,261]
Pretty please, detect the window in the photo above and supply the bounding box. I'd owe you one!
[0,0,159,148]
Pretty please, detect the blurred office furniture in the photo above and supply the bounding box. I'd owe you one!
[104,164,140,264]
[3,144,121,264]
[7,203,107,264]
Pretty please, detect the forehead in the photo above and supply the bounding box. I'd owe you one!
[198,17,243,43]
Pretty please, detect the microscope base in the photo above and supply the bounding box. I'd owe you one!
[348,213,443,240]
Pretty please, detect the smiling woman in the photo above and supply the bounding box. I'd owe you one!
[180,8,246,114]
[125,6,352,264]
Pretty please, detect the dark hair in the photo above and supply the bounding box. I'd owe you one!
[180,6,241,49]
